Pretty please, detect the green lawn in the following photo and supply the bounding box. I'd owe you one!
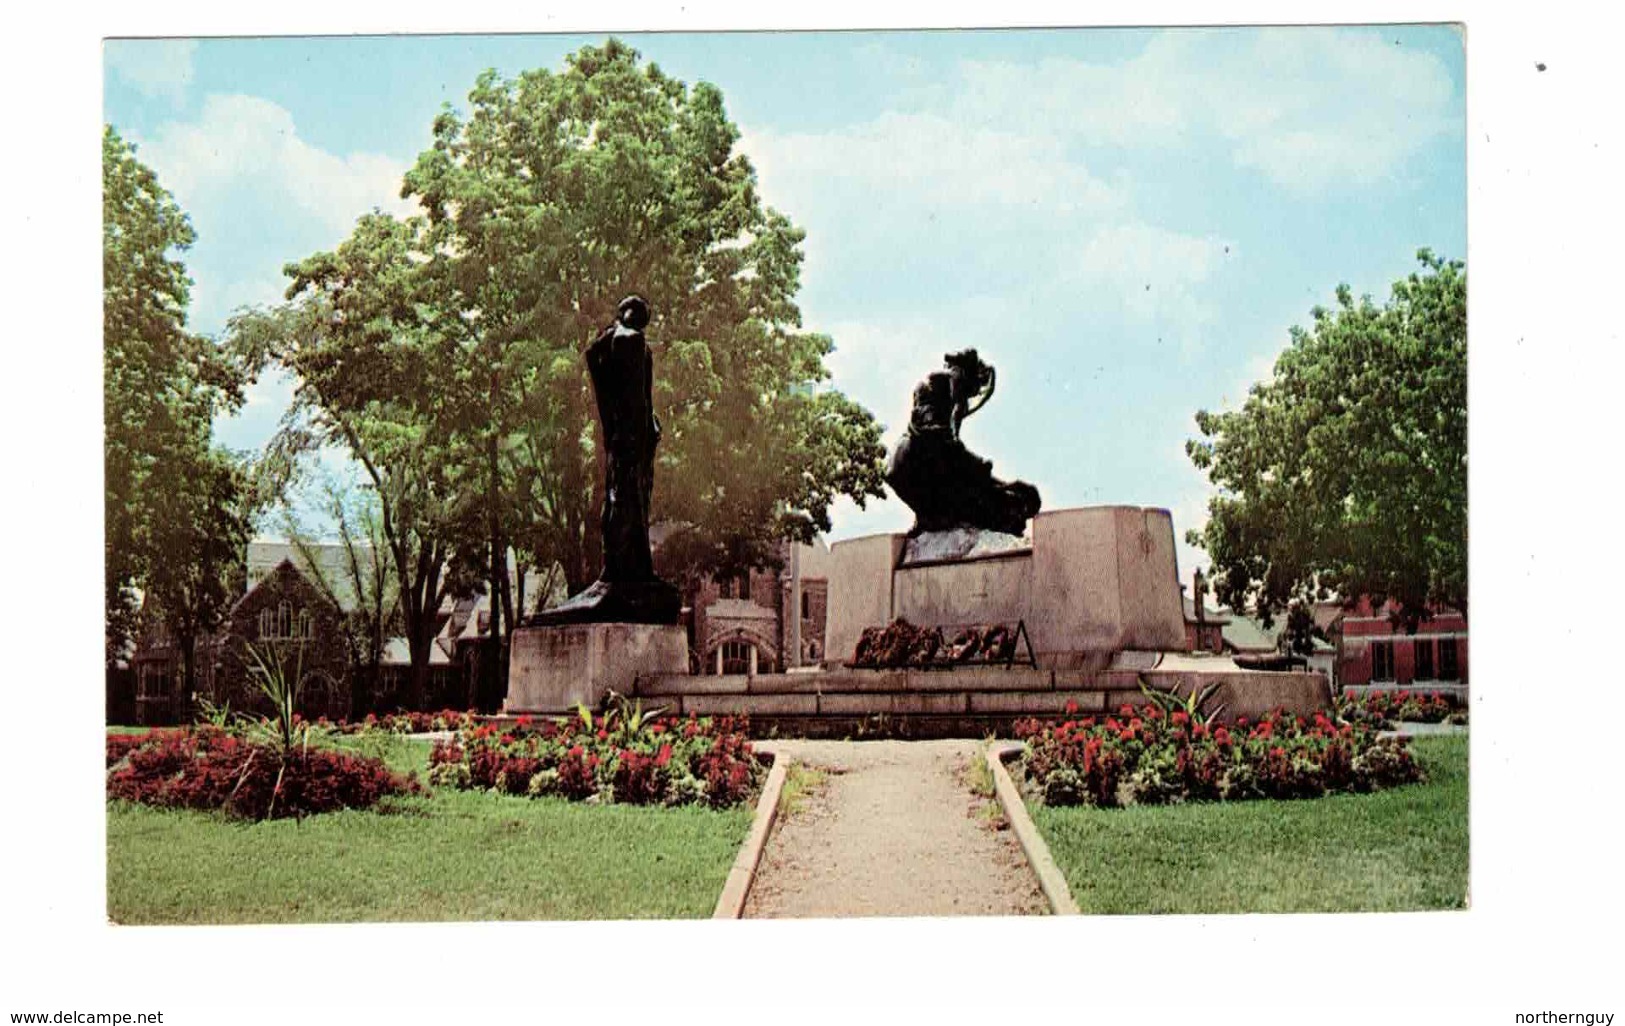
[1029,735,1468,914]
[107,738,754,924]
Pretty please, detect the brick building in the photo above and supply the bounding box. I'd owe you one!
[685,539,831,675]
[1335,596,1468,689]
[1182,593,1229,654]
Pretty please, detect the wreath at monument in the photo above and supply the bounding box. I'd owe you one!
[849,617,1034,670]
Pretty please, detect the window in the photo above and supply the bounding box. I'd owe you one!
[738,573,751,601]
[720,640,752,675]
[1371,640,1395,682]
[801,592,811,620]
[1414,637,1435,680]
[1439,637,1459,680]
[259,601,297,639]
[719,576,734,599]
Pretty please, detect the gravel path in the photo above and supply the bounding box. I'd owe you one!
[743,740,1046,919]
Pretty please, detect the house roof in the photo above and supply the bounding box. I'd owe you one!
[381,636,452,667]
[1218,612,1279,653]
[1219,609,1335,654]
[1181,596,1231,626]
[248,541,371,612]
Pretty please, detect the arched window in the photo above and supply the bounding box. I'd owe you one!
[720,640,752,675]
[260,602,298,639]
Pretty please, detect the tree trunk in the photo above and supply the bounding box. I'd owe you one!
[177,630,197,724]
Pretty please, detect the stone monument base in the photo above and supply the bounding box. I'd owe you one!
[528,578,681,626]
[825,505,1188,670]
[505,622,689,714]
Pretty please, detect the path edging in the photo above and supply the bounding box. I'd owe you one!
[712,748,790,919]
[986,741,1080,916]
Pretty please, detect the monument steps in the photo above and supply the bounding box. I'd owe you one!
[625,662,1329,736]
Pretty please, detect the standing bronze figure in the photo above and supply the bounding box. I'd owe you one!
[885,348,1042,537]
[532,295,680,625]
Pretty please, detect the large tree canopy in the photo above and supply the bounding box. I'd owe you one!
[232,40,885,698]
[104,125,245,663]
[400,39,887,591]
[1186,250,1466,629]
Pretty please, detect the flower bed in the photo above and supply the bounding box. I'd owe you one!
[427,709,763,808]
[106,727,422,820]
[1335,689,1464,729]
[1015,702,1423,808]
[331,709,475,735]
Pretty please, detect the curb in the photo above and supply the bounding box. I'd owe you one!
[985,741,1080,916]
[712,748,790,919]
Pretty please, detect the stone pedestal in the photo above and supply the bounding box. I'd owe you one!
[823,505,1187,669]
[825,532,907,672]
[505,622,689,714]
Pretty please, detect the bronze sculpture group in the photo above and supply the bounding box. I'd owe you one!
[885,347,1041,537]
[534,297,1038,627]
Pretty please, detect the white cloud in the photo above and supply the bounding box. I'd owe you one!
[1072,223,1234,350]
[951,27,1457,193]
[745,111,1126,221]
[105,39,196,103]
[135,94,416,242]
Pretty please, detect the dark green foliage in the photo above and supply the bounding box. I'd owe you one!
[104,126,252,675]
[1187,250,1466,629]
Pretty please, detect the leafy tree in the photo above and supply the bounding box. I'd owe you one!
[1187,250,1466,630]
[281,470,401,716]
[103,125,242,660]
[139,444,253,699]
[399,39,887,603]
[229,253,476,711]
[236,42,887,706]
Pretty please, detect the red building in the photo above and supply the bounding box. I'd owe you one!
[1335,596,1468,689]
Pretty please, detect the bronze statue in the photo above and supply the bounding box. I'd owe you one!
[885,348,1041,537]
[532,296,680,625]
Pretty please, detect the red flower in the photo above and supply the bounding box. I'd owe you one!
[516,715,533,729]
[655,743,673,767]
[1065,700,1079,715]
[597,729,609,741]
[567,745,584,758]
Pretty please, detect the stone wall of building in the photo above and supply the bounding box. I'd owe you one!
[212,559,352,720]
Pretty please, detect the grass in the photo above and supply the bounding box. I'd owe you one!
[964,744,997,799]
[778,764,827,816]
[107,738,755,924]
[1028,735,1468,914]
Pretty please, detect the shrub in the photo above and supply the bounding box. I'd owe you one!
[340,709,476,736]
[1015,703,1423,808]
[106,727,421,820]
[434,705,763,808]
[1334,689,1460,728]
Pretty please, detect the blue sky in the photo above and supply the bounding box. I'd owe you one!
[103,26,1466,580]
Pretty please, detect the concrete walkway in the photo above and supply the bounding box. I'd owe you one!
[743,740,1046,919]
